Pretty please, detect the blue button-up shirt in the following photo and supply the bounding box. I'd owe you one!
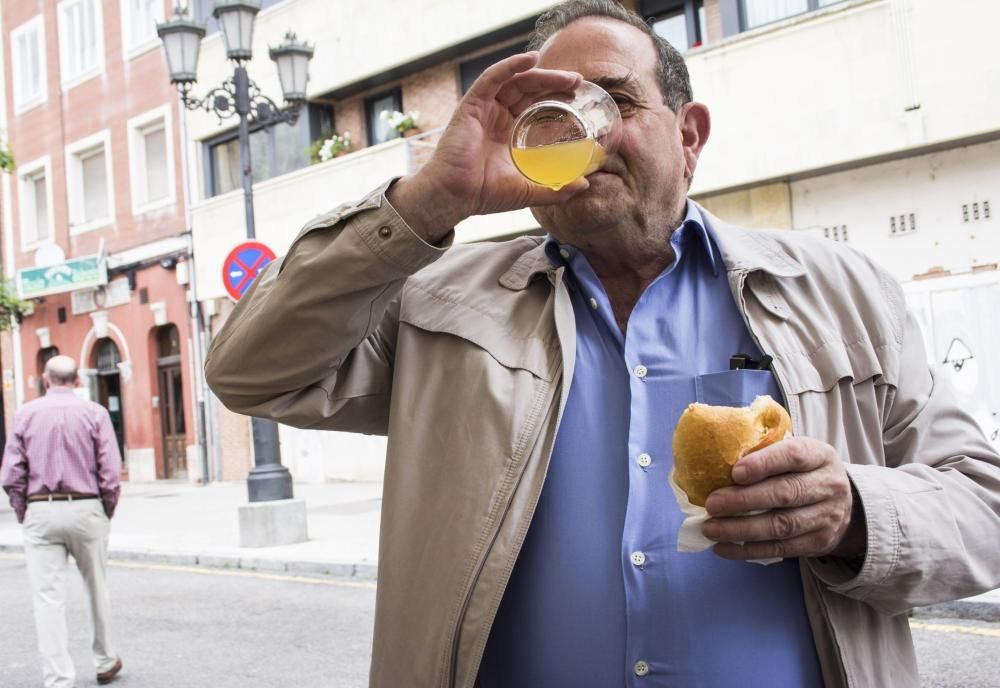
[479,203,822,688]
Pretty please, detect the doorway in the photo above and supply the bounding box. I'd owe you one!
[37,346,59,397]
[94,338,126,459]
[156,325,187,480]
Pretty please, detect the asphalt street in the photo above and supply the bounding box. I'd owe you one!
[0,554,375,687]
[1,553,998,687]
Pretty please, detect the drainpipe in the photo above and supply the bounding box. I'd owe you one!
[176,99,212,483]
[0,27,23,410]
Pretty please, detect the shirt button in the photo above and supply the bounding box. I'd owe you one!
[637,453,652,468]
[559,248,570,259]
[634,660,650,677]
[377,226,392,239]
[630,551,646,567]
[589,297,598,310]
[633,364,647,379]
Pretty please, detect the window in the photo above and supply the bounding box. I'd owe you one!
[11,16,47,112]
[58,0,104,86]
[66,131,114,233]
[741,0,846,30]
[204,103,333,197]
[128,106,175,213]
[460,43,528,94]
[18,158,53,247]
[643,0,707,51]
[121,0,164,53]
[365,89,403,146]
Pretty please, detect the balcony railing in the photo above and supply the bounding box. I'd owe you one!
[191,127,538,301]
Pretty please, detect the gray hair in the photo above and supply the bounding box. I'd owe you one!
[44,355,78,386]
[527,0,693,113]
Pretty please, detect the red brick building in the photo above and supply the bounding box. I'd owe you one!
[0,0,203,481]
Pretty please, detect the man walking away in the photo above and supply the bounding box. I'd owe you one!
[1,355,123,687]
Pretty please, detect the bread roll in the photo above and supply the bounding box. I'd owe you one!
[672,395,792,507]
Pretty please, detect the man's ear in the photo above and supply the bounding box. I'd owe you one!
[680,102,711,182]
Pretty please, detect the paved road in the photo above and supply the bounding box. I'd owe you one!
[1,553,998,687]
[0,554,375,687]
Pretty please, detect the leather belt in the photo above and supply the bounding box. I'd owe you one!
[27,493,99,502]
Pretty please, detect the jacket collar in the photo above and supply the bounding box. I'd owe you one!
[498,238,552,291]
[697,204,806,278]
[498,201,806,291]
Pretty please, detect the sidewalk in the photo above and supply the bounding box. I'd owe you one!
[1,481,997,620]
[0,480,382,580]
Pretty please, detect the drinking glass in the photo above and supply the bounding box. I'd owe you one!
[509,80,623,190]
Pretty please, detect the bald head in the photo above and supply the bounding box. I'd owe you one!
[44,355,78,387]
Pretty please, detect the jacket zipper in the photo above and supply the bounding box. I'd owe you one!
[444,375,558,688]
[446,272,574,688]
[732,269,851,688]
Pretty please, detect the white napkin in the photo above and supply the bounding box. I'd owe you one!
[669,468,782,566]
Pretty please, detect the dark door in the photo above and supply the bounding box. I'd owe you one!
[156,326,187,480]
[94,339,125,459]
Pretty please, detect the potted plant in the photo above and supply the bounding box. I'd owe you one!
[310,131,353,163]
[0,141,16,172]
[0,279,30,330]
[381,109,421,137]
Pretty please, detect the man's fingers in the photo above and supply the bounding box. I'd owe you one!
[466,52,541,102]
[495,69,582,109]
[705,470,833,515]
[703,502,844,544]
[730,437,830,485]
[712,531,834,561]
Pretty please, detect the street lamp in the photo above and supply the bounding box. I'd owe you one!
[157,3,314,503]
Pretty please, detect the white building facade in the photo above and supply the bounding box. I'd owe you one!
[182,0,1000,482]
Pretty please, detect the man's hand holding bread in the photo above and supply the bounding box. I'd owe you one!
[674,396,866,562]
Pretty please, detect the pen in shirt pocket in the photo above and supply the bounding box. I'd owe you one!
[729,353,773,371]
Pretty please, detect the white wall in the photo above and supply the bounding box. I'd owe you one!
[689,0,1000,195]
[189,0,1000,481]
[191,139,410,301]
[790,139,1000,283]
[279,423,387,483]
[186,0,557,143]
[902,272,1000,453]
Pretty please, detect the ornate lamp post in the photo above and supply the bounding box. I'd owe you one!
[158,2,314,503]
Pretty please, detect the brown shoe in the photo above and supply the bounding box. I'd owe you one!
[97,657,122,684]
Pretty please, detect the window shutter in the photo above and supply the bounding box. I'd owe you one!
[144,126,169,202]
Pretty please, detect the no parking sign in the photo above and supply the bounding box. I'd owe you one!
[222,241,277,301]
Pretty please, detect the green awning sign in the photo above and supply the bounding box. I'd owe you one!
[17,254,108,299]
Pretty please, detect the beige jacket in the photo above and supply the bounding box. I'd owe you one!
[205,181,1000,688]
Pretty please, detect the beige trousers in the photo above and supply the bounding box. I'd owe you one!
[22,499,117,688]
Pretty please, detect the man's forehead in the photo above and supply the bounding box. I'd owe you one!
[536,17,657,91]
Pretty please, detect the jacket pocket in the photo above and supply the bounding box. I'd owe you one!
[776,338,887,394]
[399,285,558,381]
[696,369,785,408]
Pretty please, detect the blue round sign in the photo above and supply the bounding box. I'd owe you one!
[222,241,276,301]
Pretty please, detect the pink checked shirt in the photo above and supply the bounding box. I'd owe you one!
[0,387,121,522]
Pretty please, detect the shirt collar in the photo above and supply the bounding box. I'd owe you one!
[44,387,76,396]
[498,201,806,291]
[542,200,721,278]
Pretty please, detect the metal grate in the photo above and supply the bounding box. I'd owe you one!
[890,213,916,236]
[822,225,848,242]
[962,200,992,223]
[95,338,121,375]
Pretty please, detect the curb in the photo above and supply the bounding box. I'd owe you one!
[0,543,378,582]
[4,543,996,620]
[912,600,1000,624]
